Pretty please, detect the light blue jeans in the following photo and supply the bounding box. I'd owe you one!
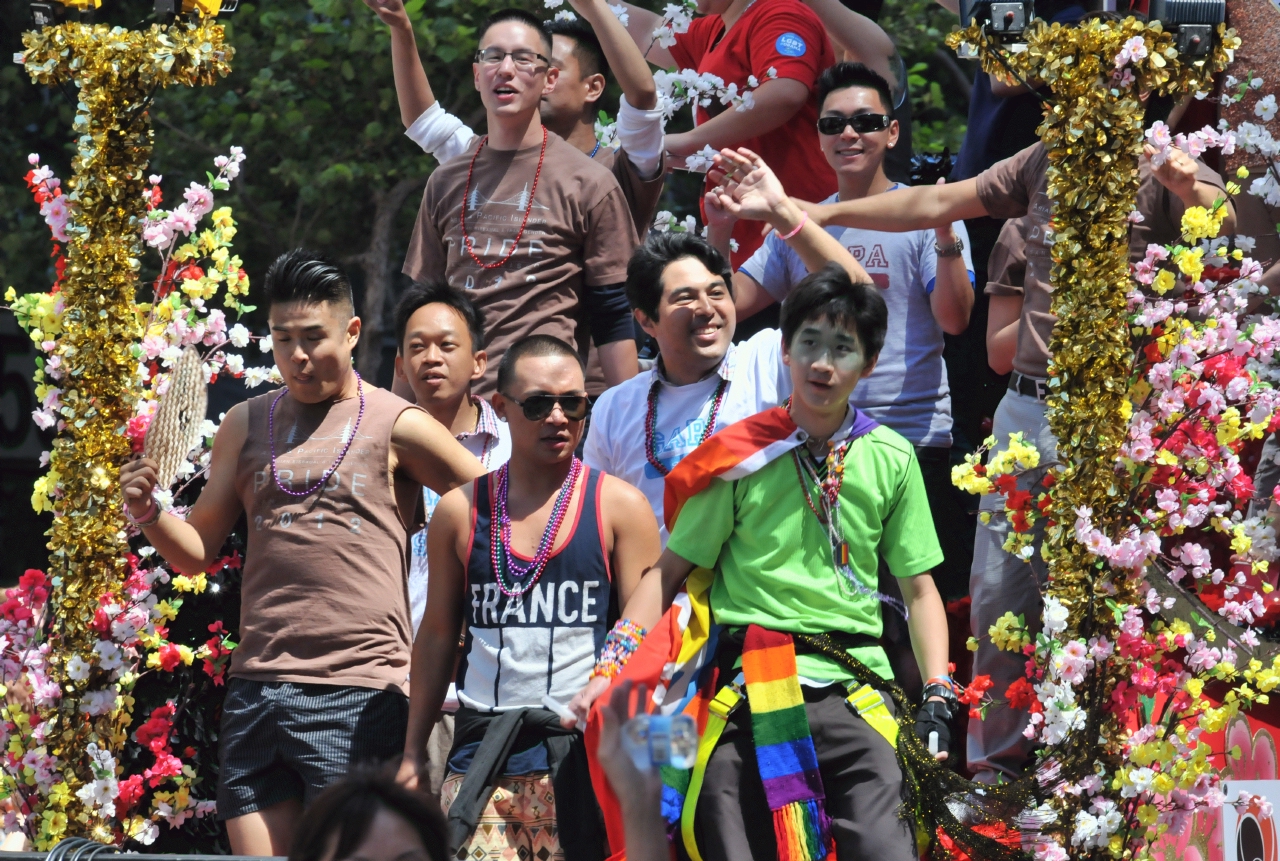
[966,388,1059,783]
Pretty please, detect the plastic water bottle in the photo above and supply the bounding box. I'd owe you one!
[622,713,698,770]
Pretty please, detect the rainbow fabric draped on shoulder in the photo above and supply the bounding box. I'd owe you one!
[583,405,880,861]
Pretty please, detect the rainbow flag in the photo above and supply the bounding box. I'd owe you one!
[584,406,879,860]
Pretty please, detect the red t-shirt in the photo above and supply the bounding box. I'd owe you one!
[670,0,837,265]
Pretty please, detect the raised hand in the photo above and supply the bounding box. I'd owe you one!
[1145,143,1200,202]
[363,0,411,30]
[119,456,160,520]
[707,147,790,224]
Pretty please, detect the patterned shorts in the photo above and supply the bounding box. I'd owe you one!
[440,772,561,861]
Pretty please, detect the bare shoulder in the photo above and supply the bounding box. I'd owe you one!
[213,401,250,450]
[600,473,658,523]
[434,480,477,525]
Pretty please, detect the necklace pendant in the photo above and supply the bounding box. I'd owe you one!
[838,540,849,568]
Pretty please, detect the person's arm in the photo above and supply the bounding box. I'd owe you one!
[397,486,470,788]
[595,681,668,861]
[797,0,899,89]
[118,402,248,575]
[572,0,657,111]
[900,571,952,761]
[599,340,640,387]
[612,1,676,69]
[1146,144,1237,235]
[603,476,664,610]
[806,177,989,232]
[710,147,870,283]
[665,78,813,158]
[929,222,973,336]
[732,272,777,320]
[986,294,1022,375]
[364,0,436,128]
[391,407,486,495]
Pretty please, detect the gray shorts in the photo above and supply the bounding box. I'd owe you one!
[217,678,408,821]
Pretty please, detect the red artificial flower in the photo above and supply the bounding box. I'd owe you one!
[116,774,145,813]
[126,413,153,454]
[1005,677,1036,711]
[156,642,186,672]
[959,675,993,705]
[144,752,183,788]
[135,704,175,754]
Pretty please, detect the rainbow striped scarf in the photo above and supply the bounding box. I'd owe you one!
[742,625,834,861]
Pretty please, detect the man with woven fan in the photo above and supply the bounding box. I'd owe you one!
[119,250,485,856]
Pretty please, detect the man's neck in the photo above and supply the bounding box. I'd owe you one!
[836,166,894,203]
[550,113,598,154]
[720,0,755,31]
[789,397,849,446]
[487,111,546,151]
[505,454,575,505]
[422,392,479,438]
[660,352,726,387]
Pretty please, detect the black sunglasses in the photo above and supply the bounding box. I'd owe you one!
[504,394,590,422]
[816,113,893,136]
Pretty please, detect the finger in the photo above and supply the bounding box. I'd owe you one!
[636,682,650,716]
[935,751,949,762]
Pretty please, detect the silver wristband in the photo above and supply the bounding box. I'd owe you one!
[934,236,965,258]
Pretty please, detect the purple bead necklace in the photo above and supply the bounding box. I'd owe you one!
[490,457,582,598]
[268,371,366,497]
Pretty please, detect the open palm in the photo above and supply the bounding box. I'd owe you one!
[709,148,788,223]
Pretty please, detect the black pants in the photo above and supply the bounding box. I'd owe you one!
[688,684,916,861]
[916,444,976,601]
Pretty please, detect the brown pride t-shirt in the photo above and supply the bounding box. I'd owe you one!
[404,131,638,396]
[978,142,1227,378]
[232,384,423,693]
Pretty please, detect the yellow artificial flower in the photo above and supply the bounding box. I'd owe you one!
[172,572,207,594]
[1153,269,1177,295]
[1174,247,1206,282]
[1237,165,1250,179]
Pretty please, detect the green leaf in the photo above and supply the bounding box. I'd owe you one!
[341,60,355,81]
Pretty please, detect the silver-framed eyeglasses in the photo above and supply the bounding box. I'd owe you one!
[475,47,550,72]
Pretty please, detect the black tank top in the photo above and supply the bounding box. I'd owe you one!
[457,466,614,712]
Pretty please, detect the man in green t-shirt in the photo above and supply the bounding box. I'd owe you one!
[580,264,957,860]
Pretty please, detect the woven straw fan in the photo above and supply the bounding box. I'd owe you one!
[144,346,209,490]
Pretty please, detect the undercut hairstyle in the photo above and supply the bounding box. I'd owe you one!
[394,280,486,354]
[263,248,354,315]
[545,17,609,81]
[288,768,447,861]
[480,8,553,55]
[780,264,887,361]
[817,62,894,116]
[496,334,585,394]
[625,232,734,322]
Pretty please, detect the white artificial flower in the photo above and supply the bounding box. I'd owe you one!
[66,654,90,681]
[227,323,251,348]
[93,641,123,672]
[555,10,577,21]
[243,367,272,388]
[258,333,273,353]
[224,353,245,375]
[1237,235,1257,253]
[608,3,629,25]
[1257,94,1279,122]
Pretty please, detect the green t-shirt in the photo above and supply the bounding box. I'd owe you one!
[665,424,944,681]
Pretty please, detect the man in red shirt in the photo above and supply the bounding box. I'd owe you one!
[617,0,838,264]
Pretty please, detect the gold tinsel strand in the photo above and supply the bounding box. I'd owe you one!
[945,16,1235,852]
[19,19,231,840]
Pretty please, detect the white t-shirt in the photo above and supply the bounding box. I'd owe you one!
[739,188,975,447]
[584,328,788,544]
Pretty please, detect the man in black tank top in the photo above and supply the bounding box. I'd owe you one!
[397,335,660,860]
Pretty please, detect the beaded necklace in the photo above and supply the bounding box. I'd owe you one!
[269,372,365,497]
[489,456,582,598]
[786,399,908,618]
[588,140,602,159]
[644,373,729,477]
[461,128,548,270]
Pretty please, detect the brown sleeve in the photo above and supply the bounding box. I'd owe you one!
[975,143,1044,221]
[582,184,640,287]
[985,216,1029,297]
[612,148,667,240]
[402,181,444,283]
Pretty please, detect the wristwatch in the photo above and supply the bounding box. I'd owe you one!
[922,680,960,717]
[934,236,965,258]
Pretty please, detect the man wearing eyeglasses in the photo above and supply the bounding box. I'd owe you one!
[398,334,660,860]
[401,9,641,399]
[712,62,976,604]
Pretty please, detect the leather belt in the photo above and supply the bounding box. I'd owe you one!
[1008,370,1049,403]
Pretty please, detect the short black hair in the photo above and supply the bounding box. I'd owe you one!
[394,281,486,354]
[625,232,733,322]
[480,8,553,55]
[545,17,609,81]
[817,62,894,116]
[263,248,354,314]
[496,334,585,394]
[780,264,887,361]
[288,768,447,861]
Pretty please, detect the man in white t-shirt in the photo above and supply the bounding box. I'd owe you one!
[712,61,975,598]
[585,151,868,541]
[393,280,512,802]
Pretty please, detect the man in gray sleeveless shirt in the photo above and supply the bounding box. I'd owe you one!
[119,250,485,855]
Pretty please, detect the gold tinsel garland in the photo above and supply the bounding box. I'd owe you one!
[943,15,1235,854]
[19,20,230,839]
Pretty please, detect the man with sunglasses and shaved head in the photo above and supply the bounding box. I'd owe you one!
[397,334,660,861]
[714,61,977,603]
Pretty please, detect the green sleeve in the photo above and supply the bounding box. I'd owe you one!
[880,452,945,578]
[665,477,735,570]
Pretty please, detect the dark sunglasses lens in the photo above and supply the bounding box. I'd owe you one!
[852,114,889,133]
[521,396,588,421]
[817,117,846,135]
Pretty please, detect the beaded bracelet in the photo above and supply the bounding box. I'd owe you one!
[589,619,646,681]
